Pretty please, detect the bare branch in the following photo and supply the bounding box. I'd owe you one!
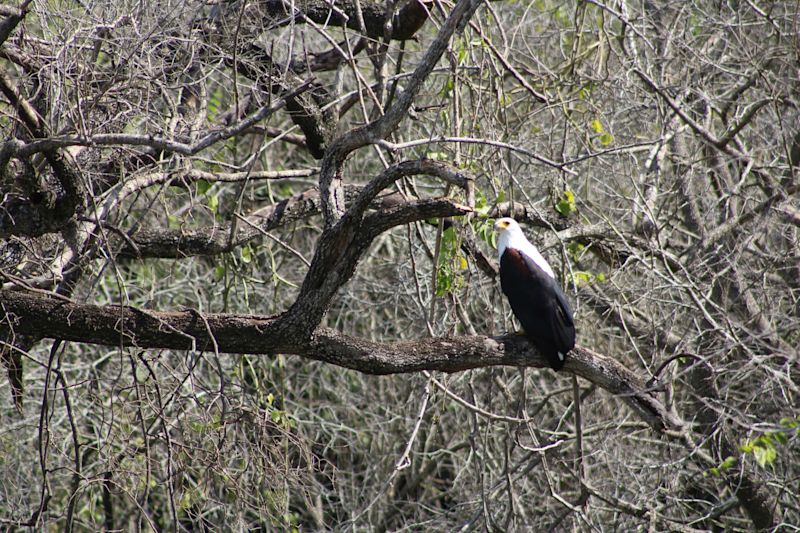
[0,288,678,432]
[4,80,315,162]
[318,0,483,225]
[379,136,577,174]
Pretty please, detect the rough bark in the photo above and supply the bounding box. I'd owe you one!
[318,0,483,225]
[0,288,679,432]
[261,0,432,40]
[235,45,336,159]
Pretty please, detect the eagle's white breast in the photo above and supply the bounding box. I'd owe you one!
[496,218,556,279]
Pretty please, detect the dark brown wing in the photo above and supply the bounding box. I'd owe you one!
[500,248,575,370]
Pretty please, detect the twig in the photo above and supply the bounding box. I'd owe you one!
[7,80,316,159]
[347,376,432,525]
[378,136,578,175]
[234,213,311,266]
[425,370,525,423]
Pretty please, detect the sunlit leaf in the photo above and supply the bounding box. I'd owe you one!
[753,445,776,467]
[720,456,738,471]
[572,271,593,286]
[241,244,253,264]
[556,190,577,216]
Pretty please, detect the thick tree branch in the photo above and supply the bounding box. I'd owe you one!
[261,0,432,40]
[0,0,32,52]
[235,46,335,159]
[114,179,463,260]
[0,288,679,432]
[118,187,330,259]
[0,74,86,240]
[351,159,473,218]
[318,0,482,225]
[286,197,472,334]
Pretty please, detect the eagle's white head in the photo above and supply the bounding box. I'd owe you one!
[494,217,555,279]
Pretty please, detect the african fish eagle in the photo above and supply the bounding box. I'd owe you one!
[494,218,575,370]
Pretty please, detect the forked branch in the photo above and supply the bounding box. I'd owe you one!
[0,288,679,432]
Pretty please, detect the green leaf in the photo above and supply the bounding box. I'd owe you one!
[441,226,458,249]
[720,456,738,471]
[457,42,468,65]
[567,241,585,261]
[207,87,223,122]
[435,226,466,296]
[208,193,219,215]
[599,132,614,146]
[572,271,593,286]
[555,190,577,216]
[755,434,774,447]
[95,50,109,66]
[590,118,613,145]
[213,265,226,281]
[436,264,454,297]
[475,218,496,248]
[179,491,192,510]
[196,179,212,195]
[241,244,253,264]
[753,444,776,467]
[474,190,488,213]
[440,77,454,98]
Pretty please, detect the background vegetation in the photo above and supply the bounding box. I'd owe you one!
[1,0,798,530]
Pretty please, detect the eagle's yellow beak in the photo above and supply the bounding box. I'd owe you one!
[494,219,510,231]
